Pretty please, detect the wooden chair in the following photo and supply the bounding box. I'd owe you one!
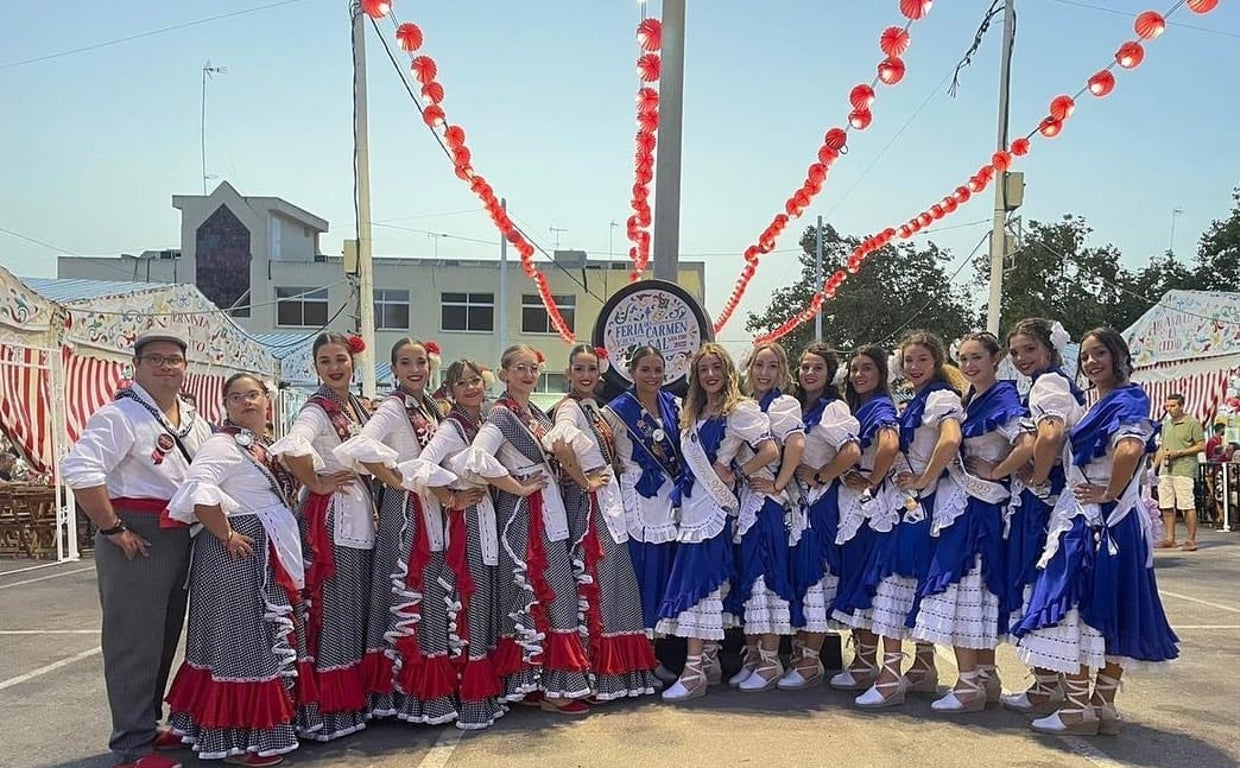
[0,485,21,555]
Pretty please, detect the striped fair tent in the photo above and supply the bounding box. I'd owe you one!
[1124,290,1240,425]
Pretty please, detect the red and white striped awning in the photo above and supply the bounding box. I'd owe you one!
[1133,358,1237,425]
[0,345,52,473]
[63,348,124,443]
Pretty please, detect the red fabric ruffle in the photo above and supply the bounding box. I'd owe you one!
[406,493,430,595]
[593,633,657,676]
[166,664,294,730]
[491,637,525,679]
[295,659,320,707]
[361,649,395,697]
[314,664,366,714]
[523,491,552,666]
[445,510,474,656]
[394,651,456,701]
[580,493,606,644]
[458,655,503,702]
[302,492,335,659]
[545,631,591,673]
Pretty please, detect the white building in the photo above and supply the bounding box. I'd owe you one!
[58,182,707,397]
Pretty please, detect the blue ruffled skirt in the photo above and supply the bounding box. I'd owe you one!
[655,520,734,640]
[628,539,676,631]
[1002,466,1064,628]
[726,497,803,632]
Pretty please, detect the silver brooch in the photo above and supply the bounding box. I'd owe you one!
[234,431,254,448]
[652,428,666,443]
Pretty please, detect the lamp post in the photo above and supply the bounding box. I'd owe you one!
[200,60,227,195]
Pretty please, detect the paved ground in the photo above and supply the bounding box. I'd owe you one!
[2,530,1238,768]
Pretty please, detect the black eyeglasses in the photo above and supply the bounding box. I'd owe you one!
[137,354,187,368]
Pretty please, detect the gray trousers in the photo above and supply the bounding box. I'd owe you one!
[95,509,190,763]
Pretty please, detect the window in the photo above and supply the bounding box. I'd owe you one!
[374,288,409,330]
[441,292,494,332]
[537,373,567,394]
[276,286,329,327]
[521,294,576,335]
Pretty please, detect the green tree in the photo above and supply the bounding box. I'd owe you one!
[1193,186,1240,291]
[745,224,975,356]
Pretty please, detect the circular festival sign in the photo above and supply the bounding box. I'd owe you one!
[592,279,713,393]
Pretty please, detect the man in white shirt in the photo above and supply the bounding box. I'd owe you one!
[62,333,211,768]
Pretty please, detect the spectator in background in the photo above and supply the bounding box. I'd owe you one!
[1206,423,1226,463]
[0,451,17,482]
[1154,394,1206,552]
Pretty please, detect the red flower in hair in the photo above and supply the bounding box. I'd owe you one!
[534,349,546,364]
[347,335,367,354]
[424,340,441,355]
[594,346,609,359]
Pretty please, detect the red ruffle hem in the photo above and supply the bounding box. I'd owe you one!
[491,636,525,680]
[361,650,395,697]
[458,655,503,703]
[582,493,656,675]
[394,652,457,702]
[166,665,294,730]
[445,510,475,657]
[302,492,335,661]
[526,492,590,674]
[268,545,319,707]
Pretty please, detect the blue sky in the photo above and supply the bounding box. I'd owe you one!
[1,0,1237,343]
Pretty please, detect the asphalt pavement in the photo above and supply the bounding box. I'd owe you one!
[2,530,1237,768]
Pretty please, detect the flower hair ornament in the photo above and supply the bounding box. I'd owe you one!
[347,334,367,354]
[948,338,961,364]
[424,340,442,369]
[1049,321,1071,361]
[832,363,849,389]
[533,348,546,366]
[887,351,904,384]
[480,367,497,389]
[594,346,610,373]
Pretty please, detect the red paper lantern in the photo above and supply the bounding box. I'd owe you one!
[420,81,445,105]
[1088,70,1116,97]
[773,213,789,230]
[880,26,911,57]
[992,150,1012,172]
[637,17,663,52]
[930,204,945,220]
[785,199,802,218]
[360,0,390,19]
[637,53,662,82]
[794,190,812,208]
[1115,41,1145,69]
[396,23,423,52]
[818,145,840,166]
[909,219,922,234]
[411,56,437,85]
[848,108,873,130]
[1187,0,1219,13]
[1011,137,1031,156]
[942,196,958,214]
[444,125,466,149]
[1134,10,1166,40]
[918,212,933,228]
[878,57,906,86]
[807,163,827,185]
[636,87,659,114]
[899,224,912,239]
[850,83,877,110]
[636,130,657,154]
[900,0,933,20]
[636,166,653,185]
[422,104,446,128]
[454,164,474,181]
[823,127,848,151]
[955,185,971,203]
[1039,116,1063,138]
[637,109,659,133]
[969,176,986,193]
[1049,95,1076,121]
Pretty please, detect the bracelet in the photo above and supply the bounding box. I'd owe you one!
[814,471,826,485]
[99,520,127,536]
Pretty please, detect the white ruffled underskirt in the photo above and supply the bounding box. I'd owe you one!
[869,576,917,640]
[655,585,730,640]
[909,562,1000,649]
[797,576,840,633]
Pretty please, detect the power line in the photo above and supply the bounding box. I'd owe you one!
[0,225,80,256]
[877,231,992,345]
[0,0,315,71]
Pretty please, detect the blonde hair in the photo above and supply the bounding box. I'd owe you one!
[498,344,542,384]
[742,342,794,397]
[681,342,744,430]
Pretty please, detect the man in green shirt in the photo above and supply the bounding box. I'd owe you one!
[1155,393,1207,551]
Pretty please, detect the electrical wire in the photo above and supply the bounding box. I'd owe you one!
[0,225,80,256]
[1046,0,1240,39]
[0,0,314,71]
[876,230,991,345]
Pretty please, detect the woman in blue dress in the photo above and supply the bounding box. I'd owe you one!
[1013,327,1179,736]
[778,343,860,690]
[603,345,683,683]
[909,332,1026,712]
[657,343,778,702]
[829,345,900,693]
[854,331,964,709]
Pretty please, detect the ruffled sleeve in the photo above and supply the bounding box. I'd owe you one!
[544,399,596,456]
[814,400,861,449]
[718,399,773,464]
[166,436,243,523]
[922,389,964,427]
[268,407,328,471]
[333,398,406,471]
[61,405,136,490]
[398,425,463,492]
[459,421,512,481]
[767,394,806,442]
[1028,374,1076,427]
[1110,418,1156,452]
[998,414,1028,444]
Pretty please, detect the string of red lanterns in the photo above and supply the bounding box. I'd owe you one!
[364,0,576,342]
[627,17,663,281]
[712,0,935,334]
[755,1,1218,345]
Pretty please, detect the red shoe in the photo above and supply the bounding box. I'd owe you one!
[224,753,284,767]
[540,697,590,716]
[515,691,544,707]
[152,729,184,751]
[115,755,183,768]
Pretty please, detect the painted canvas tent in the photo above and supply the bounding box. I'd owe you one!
[1123,290,1240,424]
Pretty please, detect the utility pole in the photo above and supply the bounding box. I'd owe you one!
[200,61,227,195]
[499,198,509,361]
[814,215,823,343]
[985,0,1016,335]
[1168,206,1183,255]
[652,0,686,283]
[352,2,376,398]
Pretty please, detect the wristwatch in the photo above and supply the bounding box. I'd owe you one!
[99,520,127,536]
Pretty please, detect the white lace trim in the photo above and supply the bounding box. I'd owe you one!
[930,474,970,537]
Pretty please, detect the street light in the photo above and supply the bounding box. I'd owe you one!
[1169,206,1184,256]
[201,60,228,195]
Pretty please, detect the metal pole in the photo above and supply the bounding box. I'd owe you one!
[985,0,1016,335]
[652,0,686,283]
[201,66,208,195]
[814,215,823,343]
[352,4,376,398]
[499,198,509,360]
[1169,207,1182,255]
